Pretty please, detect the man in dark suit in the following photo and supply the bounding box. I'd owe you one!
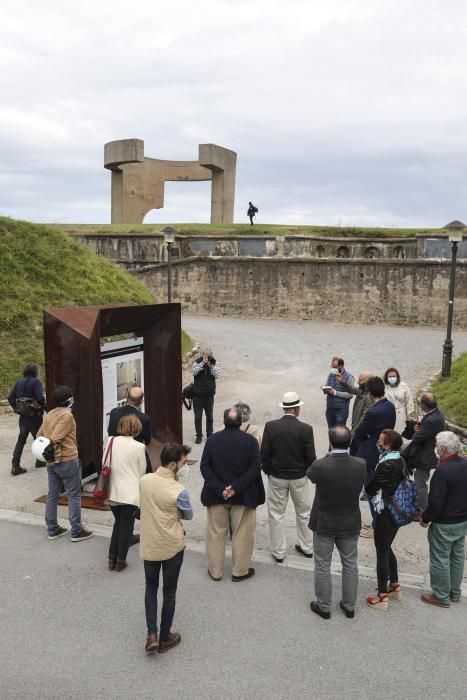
[307,426,366,619]
[108,386,151,448]
[404,393,445,511]
[261,392,316,563]
[353,376,396,487]
[201,407,264,582]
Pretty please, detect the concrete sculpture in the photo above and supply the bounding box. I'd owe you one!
[104,139,237,224]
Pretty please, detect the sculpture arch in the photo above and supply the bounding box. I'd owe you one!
[104,139,237,224]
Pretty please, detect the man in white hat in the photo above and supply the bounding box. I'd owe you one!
[260,392,316,562]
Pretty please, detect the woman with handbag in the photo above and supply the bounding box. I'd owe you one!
[365,429,405,611]
[106,414,146,571]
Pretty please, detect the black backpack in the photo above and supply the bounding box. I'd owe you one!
[182,383,194,410]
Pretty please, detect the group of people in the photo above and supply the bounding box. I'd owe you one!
[6,353,467,653]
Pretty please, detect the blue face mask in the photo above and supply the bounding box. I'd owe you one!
[388,376,397,386]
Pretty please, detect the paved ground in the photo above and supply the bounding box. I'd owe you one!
[1,315,466,580]
[1,519,466,700]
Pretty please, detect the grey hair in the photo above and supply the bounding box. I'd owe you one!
[234,401,251,422]
[436,431,460,455]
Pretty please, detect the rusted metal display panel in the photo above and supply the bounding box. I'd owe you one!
[43,304,182,479]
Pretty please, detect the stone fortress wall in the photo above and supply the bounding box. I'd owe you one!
[70,230,467,329]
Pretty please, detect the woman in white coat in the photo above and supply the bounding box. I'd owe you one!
[106,414,146,571]
[383,367,415,434]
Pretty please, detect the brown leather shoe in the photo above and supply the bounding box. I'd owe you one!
[108,559,116,571]
[421,593,450,608]
[11,464,27,476]
[115,560,128,572]
[145,634,159,652]
[158,632,181,654]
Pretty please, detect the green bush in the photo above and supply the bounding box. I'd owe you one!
[432,352,467,427]
[0,217,191,396]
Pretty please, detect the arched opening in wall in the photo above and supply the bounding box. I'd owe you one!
[143,181,212,224]
[393,246,405,259]
[316,245,326,258]
[365,246,379,259]
[336,246,351,258]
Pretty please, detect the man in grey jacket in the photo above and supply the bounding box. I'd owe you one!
[307,426,366,619]
[336,369,374,445]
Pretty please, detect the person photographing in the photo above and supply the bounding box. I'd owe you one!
[192,347,220,444]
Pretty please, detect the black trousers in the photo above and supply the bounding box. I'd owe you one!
[144,549,184,642]
[109,504,135,563]
[374,509,399,593]
[193,395,214,438]
[12,414,43,465]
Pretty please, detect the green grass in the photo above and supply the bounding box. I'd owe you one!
[49,223,445,239]
[432,353,467,427]
[0,217,191,397]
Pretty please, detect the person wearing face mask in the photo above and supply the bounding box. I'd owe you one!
[140,443,193,654]
[365,429,405,610]
[37,385,94,542]
[383,368,415,435]
[105,415,147,572]
[419,431,467,607]
[322,357,355,428]
[402,393,445,512]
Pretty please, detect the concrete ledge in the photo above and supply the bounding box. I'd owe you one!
[3,507,464,594]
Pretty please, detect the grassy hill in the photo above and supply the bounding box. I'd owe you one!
[0,217,191,397]
[50,223,445,239]
[432,353,467,427]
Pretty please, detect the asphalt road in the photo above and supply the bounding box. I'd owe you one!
[1,521,466,700]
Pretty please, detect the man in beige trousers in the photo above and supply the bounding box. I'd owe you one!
[261,392,316,563]
[200,408,265,582]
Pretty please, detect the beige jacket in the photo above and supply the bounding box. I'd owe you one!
[38,408,77,462]
[107,436,146,507]
[385,381,415,433]
[240,421,262,446]
[139,467,185,561]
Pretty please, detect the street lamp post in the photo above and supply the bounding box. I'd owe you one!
[441,220,465,379]
[161,226,176,303]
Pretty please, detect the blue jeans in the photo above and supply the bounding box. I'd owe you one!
[325,406,349,428]
[45,459,83,537]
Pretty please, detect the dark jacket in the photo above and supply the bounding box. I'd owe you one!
[200,426,264,508]
[108,404,151,446]
[422,455,467,524]
[8,376,45,411]
[261,415,316,480]
[307,452,366,535]
[193,357,217,397]
[366,455,405,500]
[402,408,445,471]
[353,399,396,471]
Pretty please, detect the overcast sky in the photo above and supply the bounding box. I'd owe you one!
[1,0,467,227]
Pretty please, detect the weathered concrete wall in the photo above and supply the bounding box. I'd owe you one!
[75,233,421,267]
[133,257,467,329]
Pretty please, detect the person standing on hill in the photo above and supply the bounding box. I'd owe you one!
[8,363,46,475]
[247,202,258,225]
[192,347,220,444]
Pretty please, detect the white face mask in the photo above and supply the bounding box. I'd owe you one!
[388,376,397,385]
[434,447,441,460]
[177,463,191,479]
[65,397,74,411]
[330,368,339,375]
